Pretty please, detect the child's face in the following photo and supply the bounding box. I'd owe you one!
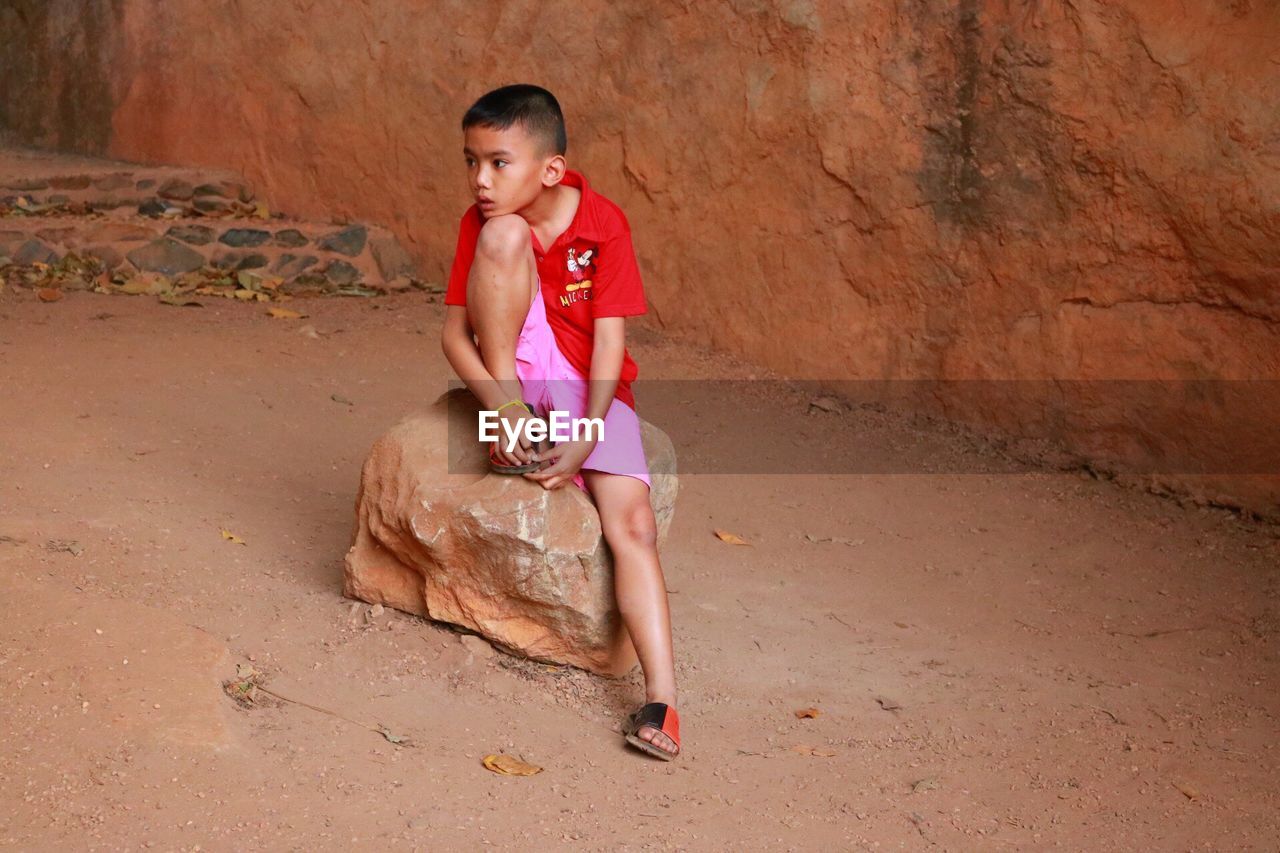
[463,123,556,218]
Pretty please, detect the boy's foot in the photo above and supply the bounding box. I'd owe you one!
[624,703,680,760]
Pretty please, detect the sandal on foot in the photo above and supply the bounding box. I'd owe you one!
[624,702,681,761]
[488,441,542,474]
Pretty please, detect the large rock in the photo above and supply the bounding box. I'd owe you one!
[343,390,678,676]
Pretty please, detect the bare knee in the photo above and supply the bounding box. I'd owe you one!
[604,502,659,551]
[475,215,530,263]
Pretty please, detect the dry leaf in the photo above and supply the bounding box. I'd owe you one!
[714,529,750,546]
[253,203,270,219]
[875,696,902,712]
[233,289,257,301]
[794,707,822,719]
[482,753,543,776]
[912,777,941,793]
[267,307,305,319]
[220,529,246,545]
[791,745,836,758]
[37,287,63,302]
[1172,780,1199,800]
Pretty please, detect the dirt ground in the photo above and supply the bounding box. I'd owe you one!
[1,287,1277,851]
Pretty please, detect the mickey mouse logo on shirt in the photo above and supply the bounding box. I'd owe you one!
[565,247,596,294]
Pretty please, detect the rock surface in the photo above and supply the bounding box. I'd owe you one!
[343,390,679,675]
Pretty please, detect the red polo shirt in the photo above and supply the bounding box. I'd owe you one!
[445,169,648,409]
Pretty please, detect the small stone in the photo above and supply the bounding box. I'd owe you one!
[137,199,167,217]
[49,174,92,190]
[80,223,157,244]
[272,253,318,278]
[323,260,361,286]
[157,178,194,201]
[126,238,206,276]
[272,229,308,248]
[166,224,216,246]
[192,183,229,198]
[13,239,58,265]
[192,197,230,214]
[369,234,415,280]
[135,179,156,190]
[318,225,367,257]
[219,228,271,248]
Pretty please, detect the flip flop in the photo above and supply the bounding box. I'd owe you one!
[489,441,542,474]
[624,702,681,761]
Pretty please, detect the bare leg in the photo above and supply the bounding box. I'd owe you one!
[466,214,537,405]
[582,470,679,756]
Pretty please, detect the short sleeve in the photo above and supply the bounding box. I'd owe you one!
[590,217,647,319]
[444,207,482,307]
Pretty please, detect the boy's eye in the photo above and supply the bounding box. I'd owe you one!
[465,157,476,168]
[494,159,508,169]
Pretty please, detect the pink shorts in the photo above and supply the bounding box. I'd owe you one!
[515,288,651,493]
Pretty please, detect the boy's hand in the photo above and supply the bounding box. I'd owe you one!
[493,406,536,467]
[524,437,597,490]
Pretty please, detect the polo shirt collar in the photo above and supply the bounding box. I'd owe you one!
[561,169,604,242]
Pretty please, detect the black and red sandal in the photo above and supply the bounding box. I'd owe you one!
[624,703,681,761]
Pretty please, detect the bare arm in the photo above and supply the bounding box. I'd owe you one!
[440,305,522,411]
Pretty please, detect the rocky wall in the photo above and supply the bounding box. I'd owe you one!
[2,0,1278,514]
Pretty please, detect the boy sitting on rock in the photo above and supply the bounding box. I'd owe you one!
[440,84,681,760]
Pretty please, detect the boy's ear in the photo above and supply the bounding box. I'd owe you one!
[541,154,567,188]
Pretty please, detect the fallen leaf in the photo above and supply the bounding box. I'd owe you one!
[791,745,836,758]
[912,777,941,793]
[794,707,822,719]
[875,696,902,712]
[803,533,865,547]
[37,287,63,302]
[808,395,844,414]
[297,324,322,339]
[253,203,271,219]
[220,529,246,545]
[331,393,354,406]
[482,753,543,776]
[233,288,256,301]
[267,307,305,319]
[714,529,750,546]
[1172,780,1199,800]
[44,538,84,557]
[377,725,407,745]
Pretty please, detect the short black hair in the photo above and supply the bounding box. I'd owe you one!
[462,84,567,156]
